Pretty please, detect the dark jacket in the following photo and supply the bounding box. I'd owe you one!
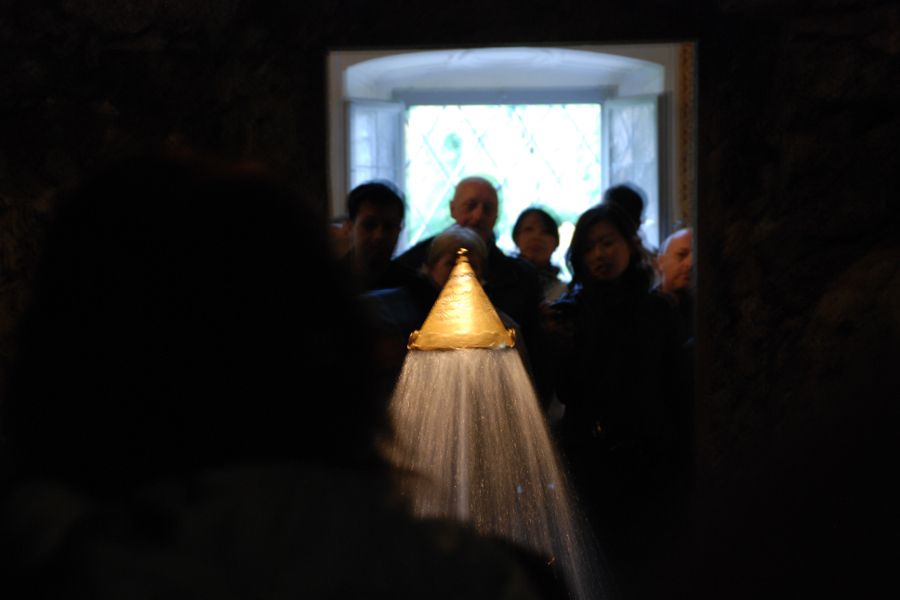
[547,281,691,473]
[362,273,533,398]
[337,249,419,294]
[0,465,557,600]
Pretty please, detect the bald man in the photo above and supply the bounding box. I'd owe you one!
[447,177,500,244]
[656,228,694,339]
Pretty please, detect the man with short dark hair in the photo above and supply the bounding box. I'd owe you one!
[340,180,409,292]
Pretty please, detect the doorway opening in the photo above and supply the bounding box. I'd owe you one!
[327,44,696,272]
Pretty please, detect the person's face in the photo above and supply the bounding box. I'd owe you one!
[428,251,485,289]
[449,181,498,243]
[515,213,558,267]
[428,252,457,289]
[583,220,631,282]
[351,201,403,269]
[658,230,693,293]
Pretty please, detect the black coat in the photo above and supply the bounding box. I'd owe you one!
[547,281,691,480]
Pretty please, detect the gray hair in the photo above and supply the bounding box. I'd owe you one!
[425,225,488,270]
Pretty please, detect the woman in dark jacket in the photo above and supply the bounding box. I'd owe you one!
[546,202,691,600]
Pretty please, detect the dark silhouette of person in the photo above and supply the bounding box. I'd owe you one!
[545,202,692,600]
[0,154,561,600]
[338,179,411,292]
[600,183,646,234]
[656,227,694,341]
[1,155,388,491]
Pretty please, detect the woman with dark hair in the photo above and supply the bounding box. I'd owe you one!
[512,207,567,303]
[546,202,691,600]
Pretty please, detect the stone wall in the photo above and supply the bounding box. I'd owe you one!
[693,3,899,597]
[2,1,898,597]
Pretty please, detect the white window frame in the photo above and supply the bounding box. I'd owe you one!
[345,98,405,195]
[327,44,690,248]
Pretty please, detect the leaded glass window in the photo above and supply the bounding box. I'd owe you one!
[405,103,604,280]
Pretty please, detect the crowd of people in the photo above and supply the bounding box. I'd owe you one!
[0,153,695,600]
[342,175,696,600]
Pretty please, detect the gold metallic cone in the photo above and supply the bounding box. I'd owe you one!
[408,249,516,350]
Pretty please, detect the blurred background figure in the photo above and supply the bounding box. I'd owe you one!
[512,207,568,304]
[0,154,556,600]
[600,183,646,242]
[339,179,409,292]
[546,202,691,600]
[329,213,352,258]
[2,154,392,489]
[656,227,694,340]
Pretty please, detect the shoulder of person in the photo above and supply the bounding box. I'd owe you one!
[647,288,681,315]
[650,285,677,306]
[16,466,549,600]
[361,285,406,304]
[543,279,569,304]
[393,236,434,268]
[407,518,557,600]
[334,249,357,283]
[361,284,408,318]
[505,251,539,275]
[378,260,420,290]
[489,247,541,286]
[547,289,580,318]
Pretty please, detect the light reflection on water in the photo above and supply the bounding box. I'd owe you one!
[387,348,606,600]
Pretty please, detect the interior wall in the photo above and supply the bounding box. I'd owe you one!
[692,4,898,597]
[1,1,898,597]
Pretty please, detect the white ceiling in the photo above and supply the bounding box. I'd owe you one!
[345,46,663,97]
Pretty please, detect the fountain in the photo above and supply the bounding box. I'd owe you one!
[385,250,605,600]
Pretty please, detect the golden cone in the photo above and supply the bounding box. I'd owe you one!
[408,249,515,350]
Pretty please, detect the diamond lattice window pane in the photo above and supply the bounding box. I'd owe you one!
[405,104,603,280]
[607,99,660,248]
